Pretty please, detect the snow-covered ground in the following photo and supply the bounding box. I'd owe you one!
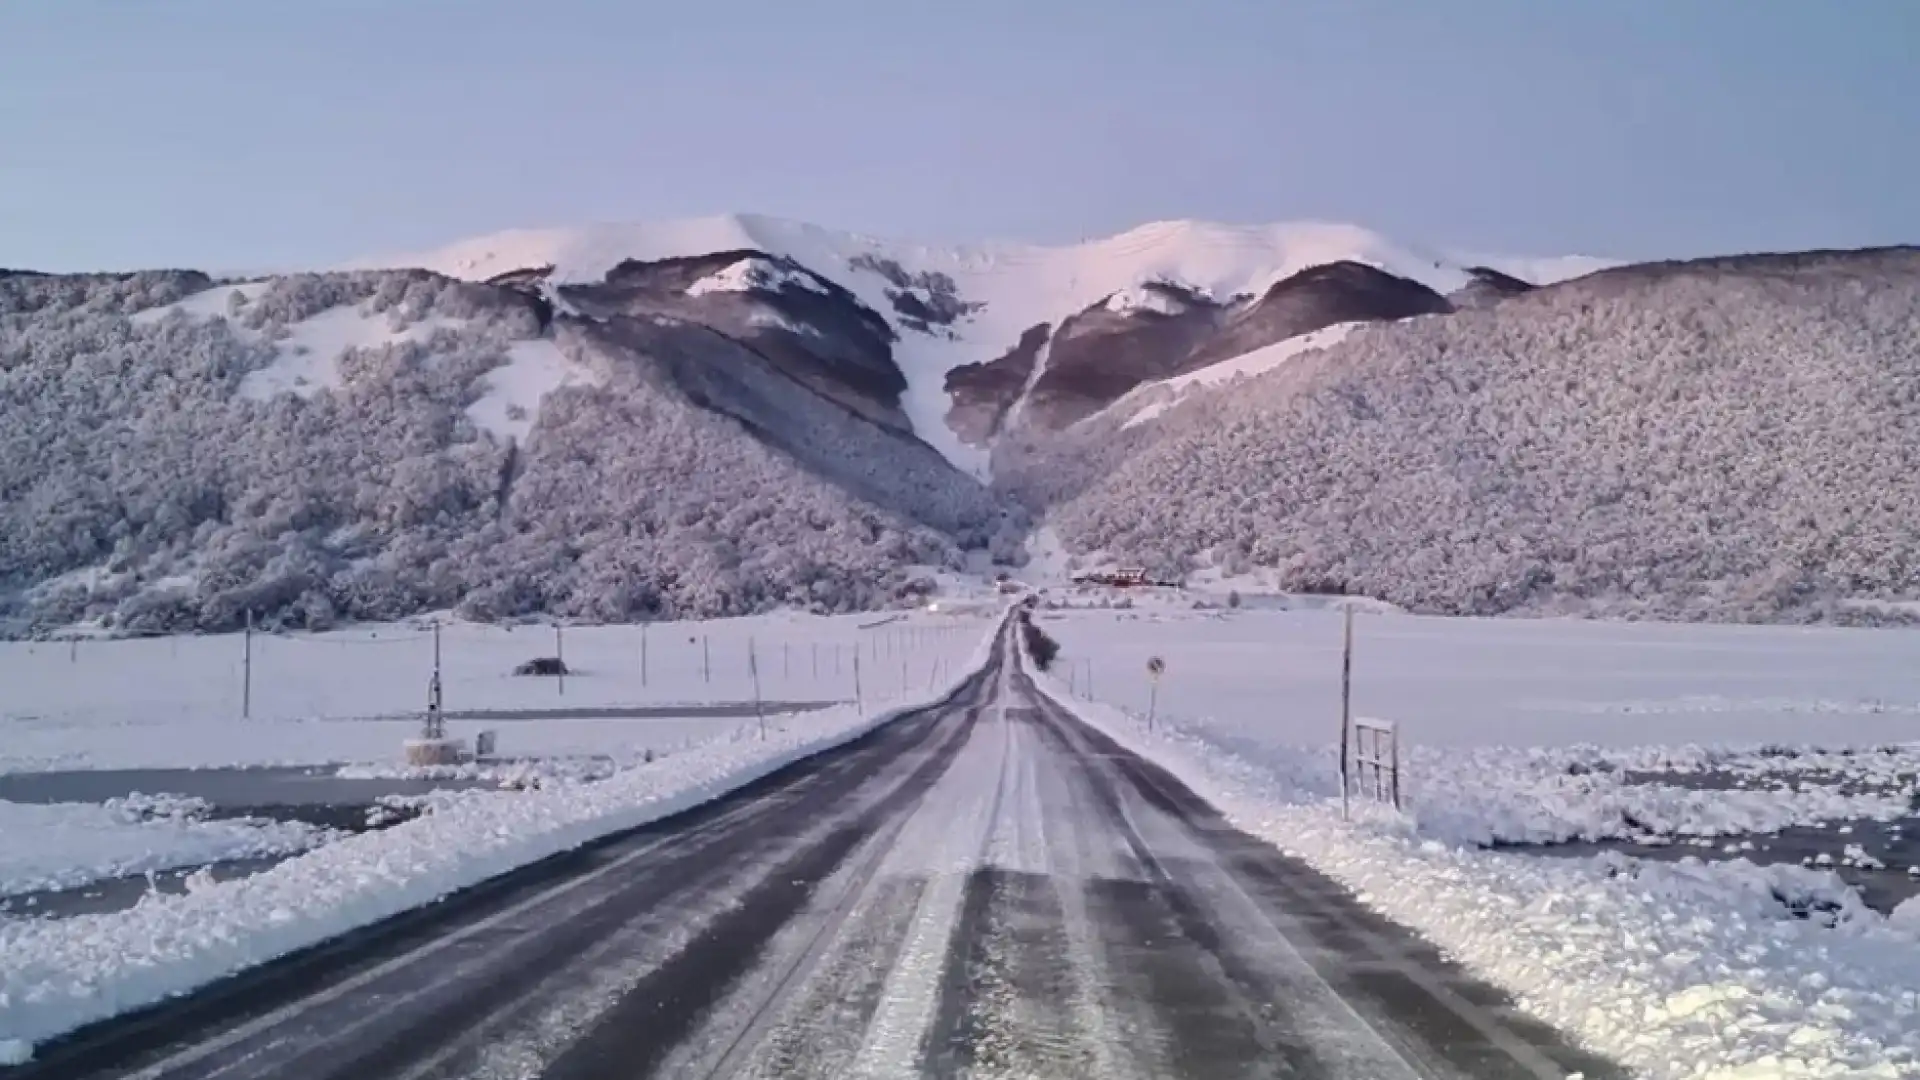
[464,339,598,441]
[1,610,978,774]
[354,213,1614,477]
[0,796,325,896]
[133,281,602,438]
[0,612,1003,1064]
[1030,605,1920,1078]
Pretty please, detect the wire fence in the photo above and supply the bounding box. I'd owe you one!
[6,616,989,727]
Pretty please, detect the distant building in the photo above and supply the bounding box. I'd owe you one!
[1071,566,1157,588]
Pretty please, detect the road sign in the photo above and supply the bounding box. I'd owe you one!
[1146,656,1165,677]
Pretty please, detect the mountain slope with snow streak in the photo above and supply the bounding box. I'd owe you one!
[357,214,1608,475]
[1112,321,1365,429]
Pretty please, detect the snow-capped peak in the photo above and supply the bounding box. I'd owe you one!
[1102,282,1200,316]
[352,213,1610,477]
[685,256,831,298]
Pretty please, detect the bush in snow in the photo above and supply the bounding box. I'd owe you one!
[1019,612,1060,671]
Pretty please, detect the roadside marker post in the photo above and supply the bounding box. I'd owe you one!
[1339,607,1354,820]
[1146,655,1165,731]
[853,648,864,712]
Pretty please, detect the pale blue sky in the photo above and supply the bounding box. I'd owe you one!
[3,1,1915,272]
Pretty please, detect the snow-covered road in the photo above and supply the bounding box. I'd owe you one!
[14,628,1618,1080]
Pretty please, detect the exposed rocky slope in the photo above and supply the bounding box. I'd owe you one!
[1012,262,1453,432]
[1448,266,1537,310]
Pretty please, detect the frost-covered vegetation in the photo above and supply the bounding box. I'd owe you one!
[0,270,980,635]
[1041,249,1920,622]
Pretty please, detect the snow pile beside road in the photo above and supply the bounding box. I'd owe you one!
[1402,743,1918,848]
[0,617,1004,1062]
[1027,671,1920,1079]
[0,796,328,895]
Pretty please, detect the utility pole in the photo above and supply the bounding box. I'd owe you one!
[853,648,864,712]
[702,635,711,684]
[555,623,565,697]
[426,620,444,741]
[1340,607,1354,821]
[242,609,253,720]
[750,637,765,739]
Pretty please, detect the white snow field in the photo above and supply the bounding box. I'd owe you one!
[355,214,1612,477]
[1029,605,1920,1079]
[0,612,1004,1064]
[0,610,980,774]
[0,796,325,896]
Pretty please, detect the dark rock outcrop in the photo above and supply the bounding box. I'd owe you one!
[1449,266,1536,310]
[848,253,984,335]
[944,322,1051,447]
[564,249,909,432]
[1185,261,1452,369]
[1016,286,1225,431]
[1010,263,1449,434]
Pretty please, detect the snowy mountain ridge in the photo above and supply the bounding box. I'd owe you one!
[356,213,1612,475]
[13,216,1911,633]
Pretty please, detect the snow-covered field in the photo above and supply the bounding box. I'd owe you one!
[1042,603,1920,748]
[0,611,1002,1064]
[1033,604,1920,1078]
[2,610,976,774]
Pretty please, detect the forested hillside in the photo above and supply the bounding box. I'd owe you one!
[0,269,1000,635]
[1040,249,1920,621]
[12,215,1906,632]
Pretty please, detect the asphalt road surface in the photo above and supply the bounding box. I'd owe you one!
[17,628,1624,1080]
